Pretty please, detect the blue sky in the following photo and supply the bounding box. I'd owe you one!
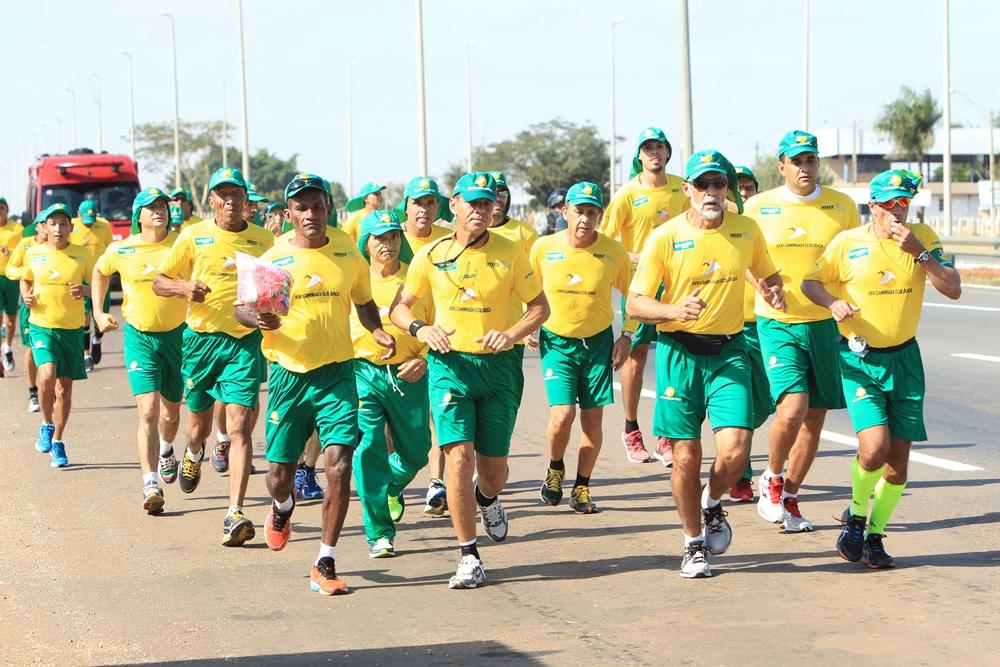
[2,0,995,206]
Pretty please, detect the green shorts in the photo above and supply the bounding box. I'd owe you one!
[539,326,614,409]
[355,358,431,460]
[427,348,523,456]
[19,300,30,346]
[181,328,264,413]
[83,289,112,317]
[757,316,846,410]
[652,332,752,439]
[0,276,19,317]
[29,324,87,380]
[838,341,927,442]
[621,289,661,350]
[744,321,775,429]
[265,360,359,463]
[124,323,184,402]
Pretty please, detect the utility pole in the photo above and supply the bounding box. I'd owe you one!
[678,0,693,163]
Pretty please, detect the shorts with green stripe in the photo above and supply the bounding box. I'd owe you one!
[265,359,359,463]
[123,323,184,402]
[19,299,30,345]
[539,326,614,409]
[652,332,752,440]
[0,276,19,317]
[757,316,846,410]
[83,289,112,316]
[427,347,522,457]
[838,341,927,442]
[743,321,774,429]
[29,324,87,380]
[181,328,264,413]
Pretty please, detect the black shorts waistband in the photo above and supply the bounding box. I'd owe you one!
[840,336,916,353]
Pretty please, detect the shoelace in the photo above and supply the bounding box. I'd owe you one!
[866,534,887,555]
[704,506,728,532]
[573,486,591,504]
[271,506,291,530]
[768,477,784,503]
[848,516,866,542]
[625,431,645,450]
[315,557,337,578]
[544,468,563,492]
[181,456,200,478]
[482,500,504,524]
[783,497,803,518]
[686,542,708,562]
[216,441,231,457]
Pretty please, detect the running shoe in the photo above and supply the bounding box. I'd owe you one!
[310,557,349,595]
[36,423,55,453]
[294,466,306,497]
[424,479,447,516]
[781,496,814,532]
[539,466,565,506]
[50,441,68,468]
[222,509,255,547]
[369,537,396,559]
[178,449,204,494]
[836,510,867,562]
[448,554,486,589]
[729,478,754,503]
[862,533,895,569]
[680,541,712,578]
[703,503,732,555]
[211,440,231,473]
[622,429,652,464]
[568,485,598,514]
[388,493,405,523]
[756,474,785,523]
[90,336,102,365]
[477,488,508,543]
[143,482,165,515]
[158,449,179,484]
[84,354,94,373]
[300,467,324,500]
[27,393,40,413]
[2,347,14,372]
[264,500,294,551]
[653,437,674,468]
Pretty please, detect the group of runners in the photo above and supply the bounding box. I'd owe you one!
[0,124,960,590]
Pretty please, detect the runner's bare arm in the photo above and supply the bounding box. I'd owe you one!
[626,288,706,323]
[355,300,396,359]
[152,273,211,301]
[801,279,859,322]
[390,285,454,354]
[504,291,549,345]
[90,269,118,331]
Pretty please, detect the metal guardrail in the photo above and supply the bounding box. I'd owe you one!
[941,236,1000,262]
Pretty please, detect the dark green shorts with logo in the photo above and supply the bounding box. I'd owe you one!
[181,328,264,413]
[744,321,775,429]
[757,316,845,410]
[83,289,112,317]
[0,276,19,317]
[19,299,30,345]
[265,359,359,463]
[427,348,523,457]
[29,324,87,380]
[124,323,184,402]
[539,326,614,409]
[652,332,752,440]
[838,341,927,442]
[621,288,662,350]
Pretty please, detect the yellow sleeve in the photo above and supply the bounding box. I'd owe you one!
[350,255,373,305]
[403,251,430,298]
[511,248,542,304]
[522,224,539,255]
[95,243,118,276]
[749,223,777,279]
[22,259,34,282]
[83,252,97,285]
[917,225,952,267]
[600,193,627,242]
[100,224,113,251]
[803,237,843,284]
[612,250,638,334]
[5,242,27,280]
[158,235,192,279]
[529,243,543,287]
[629,233,667,297]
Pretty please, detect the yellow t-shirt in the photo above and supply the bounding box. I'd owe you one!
[0,221,25,274]
[404,222,451,256]
[404,232,542,354]
[95,232,187,332]
[159,219,274,338]
[274,226,355,251]
[22,243,96,330]
[743,282,757,323]
[341,210,368,243]
[5,236,41,280]
[744,186,860,323]
[530,231,634,339]
[181,214,204,229]
[259,239,372,373]
[490,218,538,256]
[804,223,949,348]
[70,218,114,260]
[350,263,433,366]
[600,174,688,255]
[630,212,777,336]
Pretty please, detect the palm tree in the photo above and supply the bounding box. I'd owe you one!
[875,87,942,178]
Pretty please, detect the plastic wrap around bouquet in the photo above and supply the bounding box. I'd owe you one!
[236,252,292,316]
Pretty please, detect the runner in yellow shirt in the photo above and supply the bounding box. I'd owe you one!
[6,215,47,410]
[600,126,688,465]
[0,196,24,373]
[531,181,634,514]
[342,182,386,242]
[20,204,96,468]
[391,171,549,589]
[154,167,274,546]
[627,150,785,578]
[92,187,187,516]
[170,187,204,228]
[743,130,860,532]
[71,199,113,371]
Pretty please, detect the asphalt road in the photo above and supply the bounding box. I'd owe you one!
[1,286,998,666]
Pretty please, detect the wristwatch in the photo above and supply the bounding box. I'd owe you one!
[915,250,932,264]
[621,331,635,340]
[409,319,427,337]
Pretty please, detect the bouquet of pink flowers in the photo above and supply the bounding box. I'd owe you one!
[236,252,292,316]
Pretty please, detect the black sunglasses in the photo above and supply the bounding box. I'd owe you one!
[690,176,729,192]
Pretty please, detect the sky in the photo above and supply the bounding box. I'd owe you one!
[2,0,997,208]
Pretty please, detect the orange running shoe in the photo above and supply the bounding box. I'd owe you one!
[310,557,349,595]
[264,498,294,551]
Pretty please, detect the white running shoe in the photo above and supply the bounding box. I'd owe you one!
[448,554,486,589]
[702,503,733,555]
[424,479,447,517]
[781,497,815,532]
[679,541,712,578]
[478,491,508,543]
[27,394,41,413]
[757,474,785,523]
[368,537,396,558]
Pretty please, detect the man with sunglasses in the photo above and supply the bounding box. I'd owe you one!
[802,170,960,569]
[744,130,859,532]
[390,171,549,589]
[600,127,688,465]
[627,150,785,578]
[170,188,204,229]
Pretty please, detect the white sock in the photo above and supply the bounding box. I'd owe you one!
[227,504,242,515]
[185,447,201,462]
[701,485,721,510]
[2,343,10,354]
[316,543,335,563]
[781,490,797,501]
[142,472,158,485]
[159,438,173,457]
[684,532,705,547]
[763,467,782,480]
[274,494,294,512]
[217,431,231,444]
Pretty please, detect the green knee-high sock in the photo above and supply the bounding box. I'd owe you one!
[850,457,883,518]
[869,478,906,535]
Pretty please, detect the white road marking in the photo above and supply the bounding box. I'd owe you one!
[923,302,1000,312]
[951,353,1000,364]
[611,382,984,472]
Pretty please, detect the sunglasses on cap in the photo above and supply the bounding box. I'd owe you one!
[689,176,729,192]
[288,175,327,193]
[876,197,911,210]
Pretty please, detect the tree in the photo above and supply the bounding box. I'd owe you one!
[245,149,298,202]
[875,87,941,175]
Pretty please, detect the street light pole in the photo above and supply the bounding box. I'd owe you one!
[66,89,77,149]
[160,12,182,188]
[989,110,996,224]
[414,0,429,176]
[222,80,229,168]
[121,51,136,158]
[347,61,359,195]
[465,41,477,173]
[802,0,810,131]
[89,73,103,152]
[236,0,251,177]
[942,0,952,235]
[678,0,694,164]
[610,17,624,193]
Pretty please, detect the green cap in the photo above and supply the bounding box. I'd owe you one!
[630,126,673,179]
[170,187,193,201]
[345,181,386,212]
[734,165,759,189]
[265,202,284,215]
[453,172,497,203]
[169,204,184,226]
[565,181,604,209]
[869,169,922,203]
[284,173,329,201]
[357,209,413,264]
[0,196,7,206]
[44,203,72,221]
[130,187,172,234]
[208,167,248,192]
[22,223,36,238]
[684,149,743,214]
[246,180,268,203]
[488,171,509,190]
[777,130,819,158]
[79,199,98,224]
[394,176,454,223]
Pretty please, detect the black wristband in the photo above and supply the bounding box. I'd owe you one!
[409,320,427,337]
